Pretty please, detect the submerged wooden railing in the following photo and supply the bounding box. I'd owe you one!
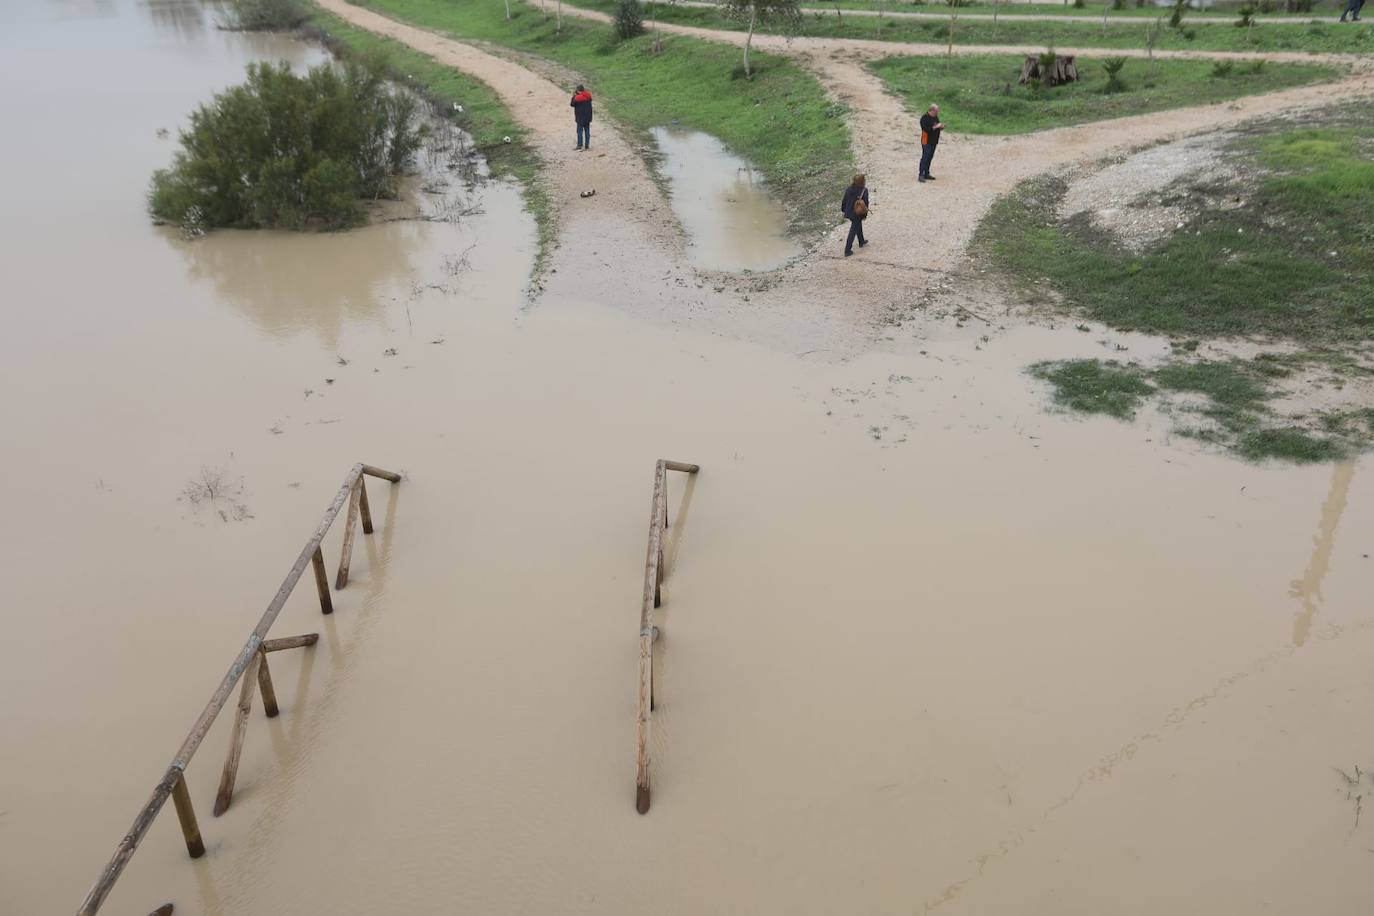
[76,463,402,916]
[636,459,700,815]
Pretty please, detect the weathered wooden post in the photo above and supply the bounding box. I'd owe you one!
[169,774,204,858]
[335,480,362,589]
[256,648,279,719]
[213,652,262,816]
[312,547,333,614]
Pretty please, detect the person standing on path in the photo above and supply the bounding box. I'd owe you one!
[1339,0,1362,21]
[919,104,944,183]
[841,173,869,257]
[571,84,593,150]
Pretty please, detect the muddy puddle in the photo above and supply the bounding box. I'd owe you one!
[649,126,799,272]
[3,2,1374,915]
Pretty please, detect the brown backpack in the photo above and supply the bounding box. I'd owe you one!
[852,198,868,220]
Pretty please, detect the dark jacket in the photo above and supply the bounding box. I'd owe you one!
[841,185,869,220]
[920,113,942,148]
[571,90,593,126]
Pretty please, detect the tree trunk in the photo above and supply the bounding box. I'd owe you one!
[504,0,511,19]
[744,5,756,77]
[557,0,562,32]
[541,0,547,19]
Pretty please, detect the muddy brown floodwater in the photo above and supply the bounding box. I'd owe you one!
[649,126,799,272]
[2,1,1374,915]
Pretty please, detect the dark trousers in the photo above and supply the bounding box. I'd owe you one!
[845,217,865,253]
[919,143,937,178]
[576,123,590,148]
[1340,0,1360,18]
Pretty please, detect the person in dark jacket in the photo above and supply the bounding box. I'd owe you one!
[571,85,593,150]
[841,173,869,257]
[918,104,944,183]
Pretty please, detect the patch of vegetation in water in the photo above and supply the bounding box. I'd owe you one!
[306,8,555,276]
[1029,354,1370,463]
[150,58,421,231]
[866,54,1337,136]
[1029,358,1155,419]
[224,0,312,30]
[352,0,855,239]
[974,102,1374,346]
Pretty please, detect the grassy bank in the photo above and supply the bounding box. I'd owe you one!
[988,102,1374,462]
[870,53,1335,133]
[352,0,855,238]
[588,0,1374,52]
[1030,356,1374,461]
[306,7,555,272]
[974,109,1374,342]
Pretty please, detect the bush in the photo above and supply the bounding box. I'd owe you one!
[1168,0,1187,28]
[149,59,422,231]
[1236,2,1255,26]
[614,0,645,38]
[1211,59,1236,77]
[222,0,310,30]
[1101,56,1128,92]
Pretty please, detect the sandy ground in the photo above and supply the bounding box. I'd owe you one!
[5,3,1374,916]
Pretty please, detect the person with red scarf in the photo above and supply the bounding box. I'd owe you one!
[570,84,593,151]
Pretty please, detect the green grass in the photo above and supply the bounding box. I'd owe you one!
[1030,356,1364,461]
[773,0,1350,19]
[868,53,1334,134]
[588,0,1374,52]
[1029,358,1156,417]
[306,8,556,274]
[351,0,855,237]
[974,105,1374,345]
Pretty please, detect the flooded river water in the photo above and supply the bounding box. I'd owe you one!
[3,2,1374,915]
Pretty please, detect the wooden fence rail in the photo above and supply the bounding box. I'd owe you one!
[636,459,700,814]
[75,462,401,916]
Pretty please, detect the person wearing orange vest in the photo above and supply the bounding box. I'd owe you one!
[918,104,944,183]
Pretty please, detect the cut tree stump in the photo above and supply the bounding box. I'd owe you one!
[1019,54,1078,87]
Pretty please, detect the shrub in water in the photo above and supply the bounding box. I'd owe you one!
[149,59,421,231]
[223,0,310,30]
[614,0,646,38]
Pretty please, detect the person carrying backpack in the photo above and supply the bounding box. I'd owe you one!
[571,85,593,151]
[841,173,869,257]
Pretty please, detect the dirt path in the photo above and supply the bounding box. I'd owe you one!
[324,0,1374,350]
[554,0,1374,282]
[316,0,685,275]
[673,0,1367,26]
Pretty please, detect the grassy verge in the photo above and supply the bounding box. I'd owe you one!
[973,107,1374,343]
[996,102,1373,463]
[306,7,556,275]
[1030,355,1374,461]
[869,53,1335,133]
[593,0,1374,52]
[353,0,855,238]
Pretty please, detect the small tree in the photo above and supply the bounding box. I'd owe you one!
[721,0,802,77]
[1168,0,1186,29]
[614,0,646,38]
[1101,56,1127,92]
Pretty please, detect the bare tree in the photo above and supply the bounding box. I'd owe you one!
[503,0,511,18]
[721,0,801,77]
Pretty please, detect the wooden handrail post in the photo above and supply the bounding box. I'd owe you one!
[358,477,374,535]
[256,649,279,718]
[169,773,204,859]
[263,633,319,652]
[335,480,362,590]
[213,652,261,816]
[312,547,333,615]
